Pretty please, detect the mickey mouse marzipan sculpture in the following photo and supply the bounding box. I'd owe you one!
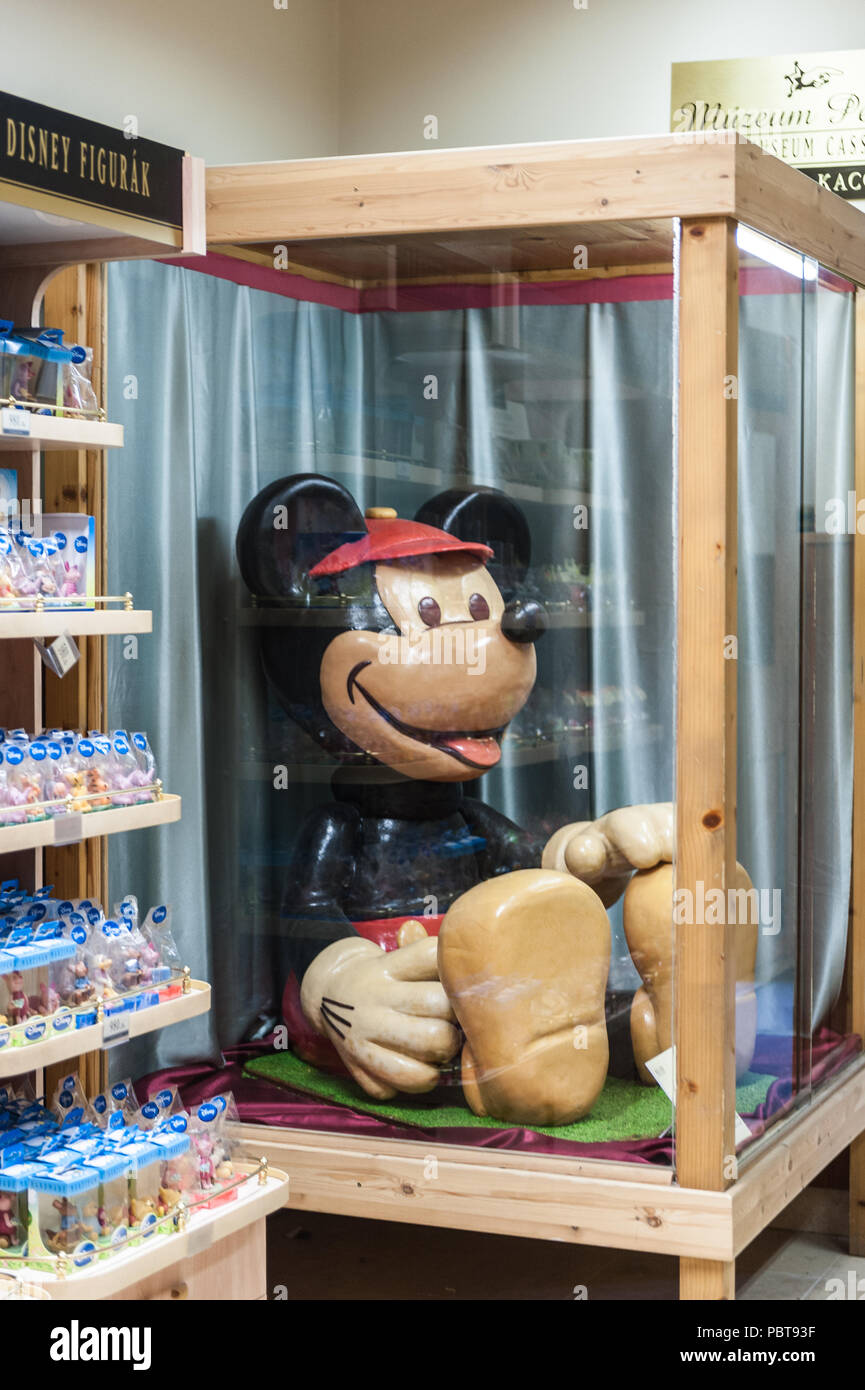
[236,473,690,1126]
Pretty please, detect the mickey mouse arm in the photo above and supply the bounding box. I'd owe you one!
[542,803,674,907]
[459,797,544,877]
[301,936,460,1099]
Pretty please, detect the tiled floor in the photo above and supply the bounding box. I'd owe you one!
[266,1209,862,1300]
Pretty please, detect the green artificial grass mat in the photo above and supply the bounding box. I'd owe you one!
[245,1050,775,1142]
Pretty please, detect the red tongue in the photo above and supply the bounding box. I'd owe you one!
[441,736,501,767]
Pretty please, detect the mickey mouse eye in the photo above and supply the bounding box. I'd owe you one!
[469,593,490,620]
[418,596,442,627]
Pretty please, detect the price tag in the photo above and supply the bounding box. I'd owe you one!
[0,407,30,437]
[102,1011,130,1047]
[645,1045,677,1100]
[734,1113,753,1146]
[646,1045,753,1149]
[35,631,80,678]
[53,812,83,846]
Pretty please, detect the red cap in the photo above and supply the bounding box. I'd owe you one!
[309,517,493,577]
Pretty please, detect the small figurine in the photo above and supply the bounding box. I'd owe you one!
[195,1133,215,1189]
[38,980,60,1016]
[5,971,30,1025]
[215,1157,234,1185]
[60,560,82,598]
[66,771,90,814]
[98,1199,128,1239]
[70,959,94,1007]
[139,942,160,982]
[91,953,115,998]
[0,1194,20,1249]
[112,768,153,806]
[121,955,143,992]
[130,1194,157,1224]
[10,358,37,402]
[47,1197,80,1252]
[85,766,112,809]
[21,775,45,822]
[0,785,28,826]
[157,1181,183,1215]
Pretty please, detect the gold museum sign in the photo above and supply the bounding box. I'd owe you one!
[671,50,865,204]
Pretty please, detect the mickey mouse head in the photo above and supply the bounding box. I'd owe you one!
[236,474,547,781]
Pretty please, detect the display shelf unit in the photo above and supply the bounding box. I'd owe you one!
[4,1162,289,1302]
[0,92,275,1305]
[0,978,210,1079]
[208,134,865,1302]
[0,415,124,451]
[0,607,152,638]
[0,793,181,852]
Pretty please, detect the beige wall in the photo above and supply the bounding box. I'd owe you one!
[336,0,865,153]
[6,0,339,162]
[9,0,865,163]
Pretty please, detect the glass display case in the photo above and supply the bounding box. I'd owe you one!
[114,136,865,1299]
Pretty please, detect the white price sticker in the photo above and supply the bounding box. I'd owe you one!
[53,812,83,846]
[102,1011,130,1047]
[35,631,81,678]
[645,1045,677,1101]
[0,407,30,436]
[646,1045,753,1149]
[48,632,79,675]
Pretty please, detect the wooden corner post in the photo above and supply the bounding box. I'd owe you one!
[676,217,739,1300]
[848,290,865,1257]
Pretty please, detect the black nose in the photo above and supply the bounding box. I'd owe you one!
[501,599,548,645]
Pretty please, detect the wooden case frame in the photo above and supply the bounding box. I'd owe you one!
[206,135,865,1300]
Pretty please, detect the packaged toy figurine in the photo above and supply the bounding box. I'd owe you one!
[0,726,159,818]
[137,1085,184,1131]
[187,1096,237,1209]
[107,731,153,805]
[49,1073,92,1127]
[29,1163,100,1263]
[118,1134,168,1235]
[0,1163,33,1258]
[90,1079,137,1129]
[81,1149,130,1251]
[4,327,87,412]
[61,346,98,417]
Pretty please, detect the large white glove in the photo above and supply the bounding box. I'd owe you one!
[542,803,674,906]
[300,934,461,1099]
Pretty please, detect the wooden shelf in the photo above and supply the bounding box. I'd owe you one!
[17,1162,289,1300]
[0,415,124,451]
[0,609,152,639]
[0,979,210,1080]
[0,793,181,854]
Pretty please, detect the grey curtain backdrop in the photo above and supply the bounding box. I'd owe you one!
[106,257,853,1082]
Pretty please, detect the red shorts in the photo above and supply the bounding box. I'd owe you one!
[281,914,444,1069]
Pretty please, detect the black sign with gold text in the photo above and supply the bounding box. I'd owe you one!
[0,89,183,232]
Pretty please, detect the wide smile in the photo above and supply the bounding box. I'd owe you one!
[346,661,503,769]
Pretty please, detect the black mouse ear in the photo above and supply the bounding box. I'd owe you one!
[414,486,531,585]
[236,473,366,599]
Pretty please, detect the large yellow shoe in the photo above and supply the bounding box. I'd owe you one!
[438,868,610,1127]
